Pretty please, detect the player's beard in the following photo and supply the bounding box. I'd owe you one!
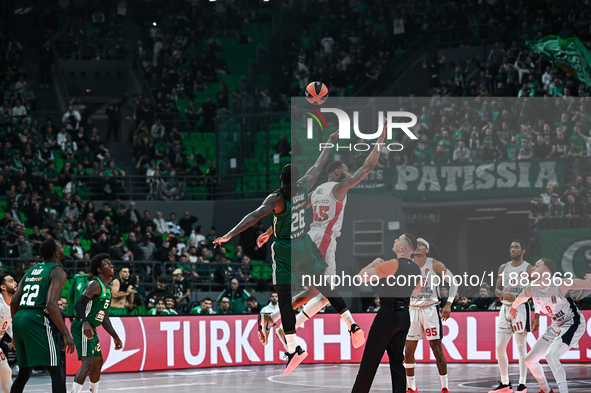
[510,254,521,261]
[6,286,16,295]
[339,172,347,182]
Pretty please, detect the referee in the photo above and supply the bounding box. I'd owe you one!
[351,233,421,393]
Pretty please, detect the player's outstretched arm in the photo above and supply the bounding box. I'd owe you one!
[299,130,339,190]
[433,260,456,321]
[359,258,398,283]
[48,267,75,353]
[509,286,532,318]
[559,274,591,296]
[333,118,387,200]
[102,315,123,350]
[213,193,282,248]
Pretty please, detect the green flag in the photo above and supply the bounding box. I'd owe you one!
[526,35,591,85]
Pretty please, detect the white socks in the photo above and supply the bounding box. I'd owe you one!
[339,310,354,330]
[72,382,83,393]
[90,381,99,393]
[406,375,416,390]
[440,374,448,389]
[285,333,297,353]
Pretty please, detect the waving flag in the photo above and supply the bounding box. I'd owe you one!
[526,35,591,85]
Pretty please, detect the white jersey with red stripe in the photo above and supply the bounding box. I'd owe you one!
[0,296,12,363]
[308,181,347,274]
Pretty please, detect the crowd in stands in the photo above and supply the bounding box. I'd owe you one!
[530,180,591,229]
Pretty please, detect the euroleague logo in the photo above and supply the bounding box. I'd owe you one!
[305,81,329,105]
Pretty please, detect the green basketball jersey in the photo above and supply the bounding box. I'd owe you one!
[271,184,308,240]
[19,262,59,310]
[78,278,112,328]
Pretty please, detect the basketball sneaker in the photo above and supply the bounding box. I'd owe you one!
[283,345,308,376]
[488,382,512,393]
[406,389,418,393]
[275,326,288,351]
[349,324,366,349]
[258,313,273,346]
[442,389,450,393]
[516,384,527,392]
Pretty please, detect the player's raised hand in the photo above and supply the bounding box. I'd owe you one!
[114,336,123,350]
[83,321,94,339]
[257,232,270,248]
[213,235,231,248]
[64,333,75,354]
[328,130,339,142]
[585,273,591,282]
[440,303,451,321]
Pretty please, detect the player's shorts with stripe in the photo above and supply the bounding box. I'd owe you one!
[539,311,585,348]
[108,307,128,316]
[406,305,443,341]
[71,318,102,360]
[271,235,328,285]
[0,348,7,364]
[12,308,60,367]
[497,303,530,334]
[308,229,337,275]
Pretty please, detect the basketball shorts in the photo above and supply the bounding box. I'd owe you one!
[71,319,102,360]
[496,303,530,334]
[539,311,585,348]
[108,307,128,316]
[406,305,443,341]
[308,229,337,275]
[12,309,60,368]
[0,348,6,364]
[271,236,328,285]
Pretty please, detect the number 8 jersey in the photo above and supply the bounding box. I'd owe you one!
[19,262,59,309]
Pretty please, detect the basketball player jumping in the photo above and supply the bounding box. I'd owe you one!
[490,239,539,393]
[510,258,591,393]
[214,131,365,375]
[258,117,388,349]
[404,238,458,393]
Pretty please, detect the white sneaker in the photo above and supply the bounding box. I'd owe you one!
[257,313,273,346]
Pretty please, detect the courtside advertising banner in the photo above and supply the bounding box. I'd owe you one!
[66,312,591,374]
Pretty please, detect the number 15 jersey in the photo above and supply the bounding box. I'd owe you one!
[309,181,347,238]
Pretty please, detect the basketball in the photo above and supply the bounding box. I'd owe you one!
[305,81,329,105]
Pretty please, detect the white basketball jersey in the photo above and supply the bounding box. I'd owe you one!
[309,181,347,238]
[501,261,530,306]
[410,257,440,307]
[0,296,12,340]
[531,283,576,326]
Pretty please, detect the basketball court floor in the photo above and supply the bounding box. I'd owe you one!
[19,363,591,392]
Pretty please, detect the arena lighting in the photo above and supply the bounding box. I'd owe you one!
[506,210,532,214]
[474,208,507,212]
[466,216,494,221]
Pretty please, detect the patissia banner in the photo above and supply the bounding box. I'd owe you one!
[540,228,591,278]
[392,159,563,199]
[66,311,591,374]
[349,167,390,194]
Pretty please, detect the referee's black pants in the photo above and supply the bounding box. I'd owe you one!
[351,302,410,393]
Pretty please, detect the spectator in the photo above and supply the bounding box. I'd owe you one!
[472,287,493,310]
[244,296,265,314]
[178,211,198,237]
[164,296,178,315]
[110,266,135,316]
[216,297,233,315]
[563,194,582,219]
[189,297,215,315]
[105,95,127,142]
[139,232,156,260]
[16,234,32,260]
[148,298,170,315]
[453,296,478,311]
[153,211,168,235]
[123,201,141,231]
[452,141,471,163]
[366,296,381,312]
[188,226,205,247]
[260,292,279,314]
[62,106,81,132]
[217,278,249,314]
[274,133,291,157]
[166,213,182,236]
[529,195,548,227]
[145,276,174,306]
[172,268,191,310]
[517,140,533,160]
